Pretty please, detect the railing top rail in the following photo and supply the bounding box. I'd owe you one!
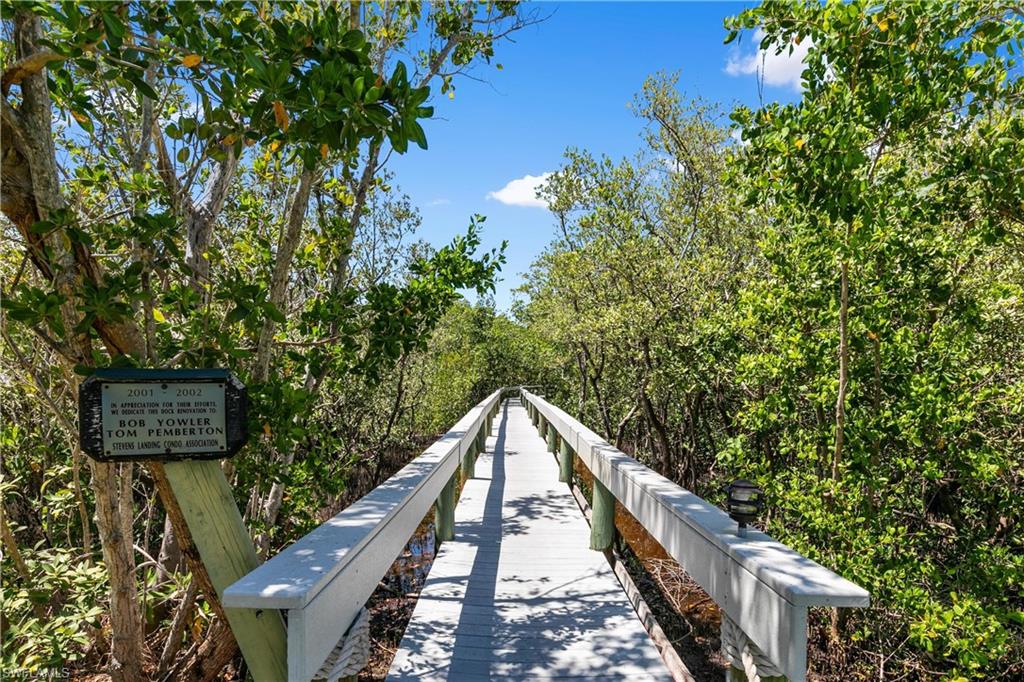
[521,388,868,682]
[521,389,868,607]
[224,389,502,611]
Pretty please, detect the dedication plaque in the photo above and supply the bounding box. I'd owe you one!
[79,369,247,461]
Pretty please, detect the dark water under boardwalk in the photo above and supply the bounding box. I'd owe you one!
[362,515,437,681]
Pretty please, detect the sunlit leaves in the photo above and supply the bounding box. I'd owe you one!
[723,1,1024,676]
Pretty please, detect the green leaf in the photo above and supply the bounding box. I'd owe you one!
[129,75,159,101]
[225,305,250,325]
[407,120,428,150]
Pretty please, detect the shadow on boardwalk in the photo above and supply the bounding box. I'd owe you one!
[387,399,671,681]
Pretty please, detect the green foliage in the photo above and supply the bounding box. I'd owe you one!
[413,301,560,433]
[518,2,1024,678]
[38,1,431,166]
[1,548,108,670]
[7,0,1022,678]
[1,0,529,676]
[520,74,753,485]
[722,1,1024,675]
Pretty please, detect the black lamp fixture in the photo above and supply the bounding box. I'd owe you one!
[723,478,764,537]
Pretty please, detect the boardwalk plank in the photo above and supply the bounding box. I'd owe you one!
[387,399,671,682]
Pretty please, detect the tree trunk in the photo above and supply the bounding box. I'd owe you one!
[328,11,476,306]
[252,168,315,555]
[614,401,639,450]
[255,168,314,380]
[4,12,147,677]
[0,501,47,619]
[574,350,588,419]
[329,140,380,304]
[152,123,238,299]
[255,449,297,557]
[90,460,147,681]
[171,617,239,682]
[184,151,238,297]
[158,580,198,677]
[157,515,184,581]
[640,389,673,475]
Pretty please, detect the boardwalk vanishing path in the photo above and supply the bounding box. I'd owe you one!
[227,388,867,682]
[388,398,672,681]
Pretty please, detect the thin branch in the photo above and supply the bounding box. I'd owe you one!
[152,124,193,217]
[2,48,65,95]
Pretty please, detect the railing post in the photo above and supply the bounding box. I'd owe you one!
[546,427,557,454]
[163,461,288,680]
[590,478,615,551]
[462,438,476,481]
[559,437,574,483]
[531,406,539,427]
[435,471,457,542]
[478,427,486,453]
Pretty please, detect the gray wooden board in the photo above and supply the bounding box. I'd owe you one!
[388,400,671,682]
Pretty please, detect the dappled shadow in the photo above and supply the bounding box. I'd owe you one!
[388,400,671,681]
[584,439,869,605]
[448,399,507,673]
[519,392,870,681]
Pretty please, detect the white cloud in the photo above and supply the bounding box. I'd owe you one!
[725,29,812,92]
[660,156,684,174]
[426,198,451,206]
[486,172,552,208]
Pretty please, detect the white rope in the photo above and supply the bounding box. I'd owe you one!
[720,613,786,681]
[315,607,372,681]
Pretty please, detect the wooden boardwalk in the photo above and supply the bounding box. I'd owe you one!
[388,399,672,681]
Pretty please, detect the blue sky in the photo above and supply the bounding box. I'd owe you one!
[388,1,805,310]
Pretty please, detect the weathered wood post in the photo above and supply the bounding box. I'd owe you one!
[79,369,287,680]
[461,437,476,481]
[477,427,486,454]
[559,438,574,483]
[590,479,615,551]
[163,461,288,678]
[531,405,539,427]
[546,427,557,454]
[435,471,457,541]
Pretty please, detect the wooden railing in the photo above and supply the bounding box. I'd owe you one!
[223,388,866,681]
[520,389,869,682]
[223,390,502,681]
